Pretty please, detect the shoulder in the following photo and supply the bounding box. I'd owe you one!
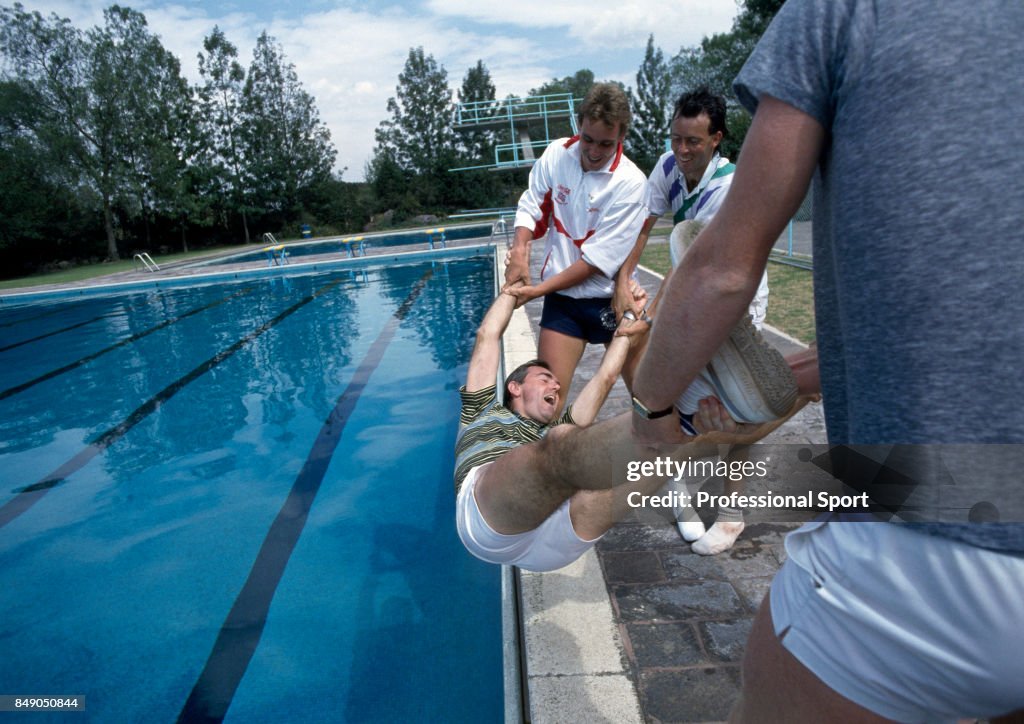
[612,153,649,195]
[460,384,499,423]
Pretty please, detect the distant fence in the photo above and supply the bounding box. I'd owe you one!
[772,191,813,269]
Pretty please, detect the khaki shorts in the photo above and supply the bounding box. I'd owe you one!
[455,463,600,572]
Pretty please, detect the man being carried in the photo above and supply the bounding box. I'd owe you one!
[455,281,650,572]
[454,279,813,572]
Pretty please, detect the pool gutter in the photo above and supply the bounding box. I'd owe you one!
[495,249,643,724]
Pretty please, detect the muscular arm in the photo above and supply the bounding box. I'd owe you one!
[631,96,825,434]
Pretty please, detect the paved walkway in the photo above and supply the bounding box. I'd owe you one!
[515,240,827,723]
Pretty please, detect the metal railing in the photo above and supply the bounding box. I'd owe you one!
[133,252,160,272]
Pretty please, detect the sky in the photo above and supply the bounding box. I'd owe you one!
[15,0,741,181]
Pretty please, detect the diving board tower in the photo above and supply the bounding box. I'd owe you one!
[451,93,578,171]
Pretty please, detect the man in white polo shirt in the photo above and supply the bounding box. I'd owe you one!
[615,87,768,326]
[504,82,648,414]
[617,88,773,555]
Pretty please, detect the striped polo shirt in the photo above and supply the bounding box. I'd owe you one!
[454,385,575,494]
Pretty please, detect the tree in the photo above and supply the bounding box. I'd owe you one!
[112,16,194,251]
[627,35,671,174]
[667,0,786,157]
[241,31,336,230]
[457,59,497,164]
[529,69,595,101]
[0,4,154,260]
[371,47,457,214]
[195,26,250,242]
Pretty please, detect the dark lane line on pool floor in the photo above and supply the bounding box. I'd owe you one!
[0,289,179,350]
[0,286,256,402]
[177,269,434,724]
[0,279,345,529]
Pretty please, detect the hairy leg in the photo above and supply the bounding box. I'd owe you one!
[474,402,807,536]
[537,327,587,412]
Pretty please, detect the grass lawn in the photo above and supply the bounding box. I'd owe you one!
[638,237,816,345]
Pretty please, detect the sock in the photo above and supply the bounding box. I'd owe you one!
[692,506,745,556]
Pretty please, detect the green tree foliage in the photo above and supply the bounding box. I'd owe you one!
[241,32,336,232]
[457,59,497,163]
[529,68,595,101]
[0,6,341,274]
[627,34,670,174]
[370,47,457,217]
[667,0,785,158]
[195,26,250,242]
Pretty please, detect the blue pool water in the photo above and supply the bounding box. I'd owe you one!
[194,224,493,267]
[0,253,502,722]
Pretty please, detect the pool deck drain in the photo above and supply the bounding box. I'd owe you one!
[510,249,826,723]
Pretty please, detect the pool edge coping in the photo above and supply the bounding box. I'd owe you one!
[496,251,643,724]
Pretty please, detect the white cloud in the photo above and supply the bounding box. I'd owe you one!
[14,0,736,181]
[424,0,736,49]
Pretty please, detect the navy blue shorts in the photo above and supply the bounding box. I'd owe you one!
[540,293,615,344]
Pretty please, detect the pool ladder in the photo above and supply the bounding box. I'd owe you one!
[133,253,160,272]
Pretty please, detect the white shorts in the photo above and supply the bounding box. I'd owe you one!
[455,463,600,572]
[771,519,1024,722]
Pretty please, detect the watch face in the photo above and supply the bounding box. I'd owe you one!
[599,306,617,331]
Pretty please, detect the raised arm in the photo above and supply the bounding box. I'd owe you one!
[465,285,522,393]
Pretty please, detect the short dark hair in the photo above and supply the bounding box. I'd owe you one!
[578,82,631,136]
[503,359,552,408]
[672,86,728,139]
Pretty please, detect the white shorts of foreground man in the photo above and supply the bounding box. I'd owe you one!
[770,518,1024,722]
[456,464,602,573]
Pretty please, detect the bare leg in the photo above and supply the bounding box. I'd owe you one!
[730,591,892,724]
[474,401,808,536]
[537,327,587,412]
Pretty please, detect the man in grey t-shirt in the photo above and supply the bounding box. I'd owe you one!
[630,0,1024,719]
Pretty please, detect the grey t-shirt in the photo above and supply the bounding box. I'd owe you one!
[734,0,1024,551]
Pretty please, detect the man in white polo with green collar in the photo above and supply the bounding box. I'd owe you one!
[616,87,771,555]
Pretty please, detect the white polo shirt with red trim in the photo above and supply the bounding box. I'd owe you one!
[513,136,647,299]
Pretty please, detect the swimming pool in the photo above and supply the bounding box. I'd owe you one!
[0,252,503,721]
[191,224,493,268]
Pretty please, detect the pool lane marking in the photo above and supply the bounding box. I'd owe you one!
[0,312,123,353]
[0,286,256,402]
[0,291,171,351]
[177,270,434,724]
[0,279,344,530]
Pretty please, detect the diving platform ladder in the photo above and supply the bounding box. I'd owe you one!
[261,232,289,266]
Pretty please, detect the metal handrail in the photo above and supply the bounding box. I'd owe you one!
[133,253,160,272]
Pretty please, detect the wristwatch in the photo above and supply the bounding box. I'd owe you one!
[631,395,674,419]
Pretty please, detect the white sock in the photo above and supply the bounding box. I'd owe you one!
[669,476,706,541]
[692,520,745,556]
